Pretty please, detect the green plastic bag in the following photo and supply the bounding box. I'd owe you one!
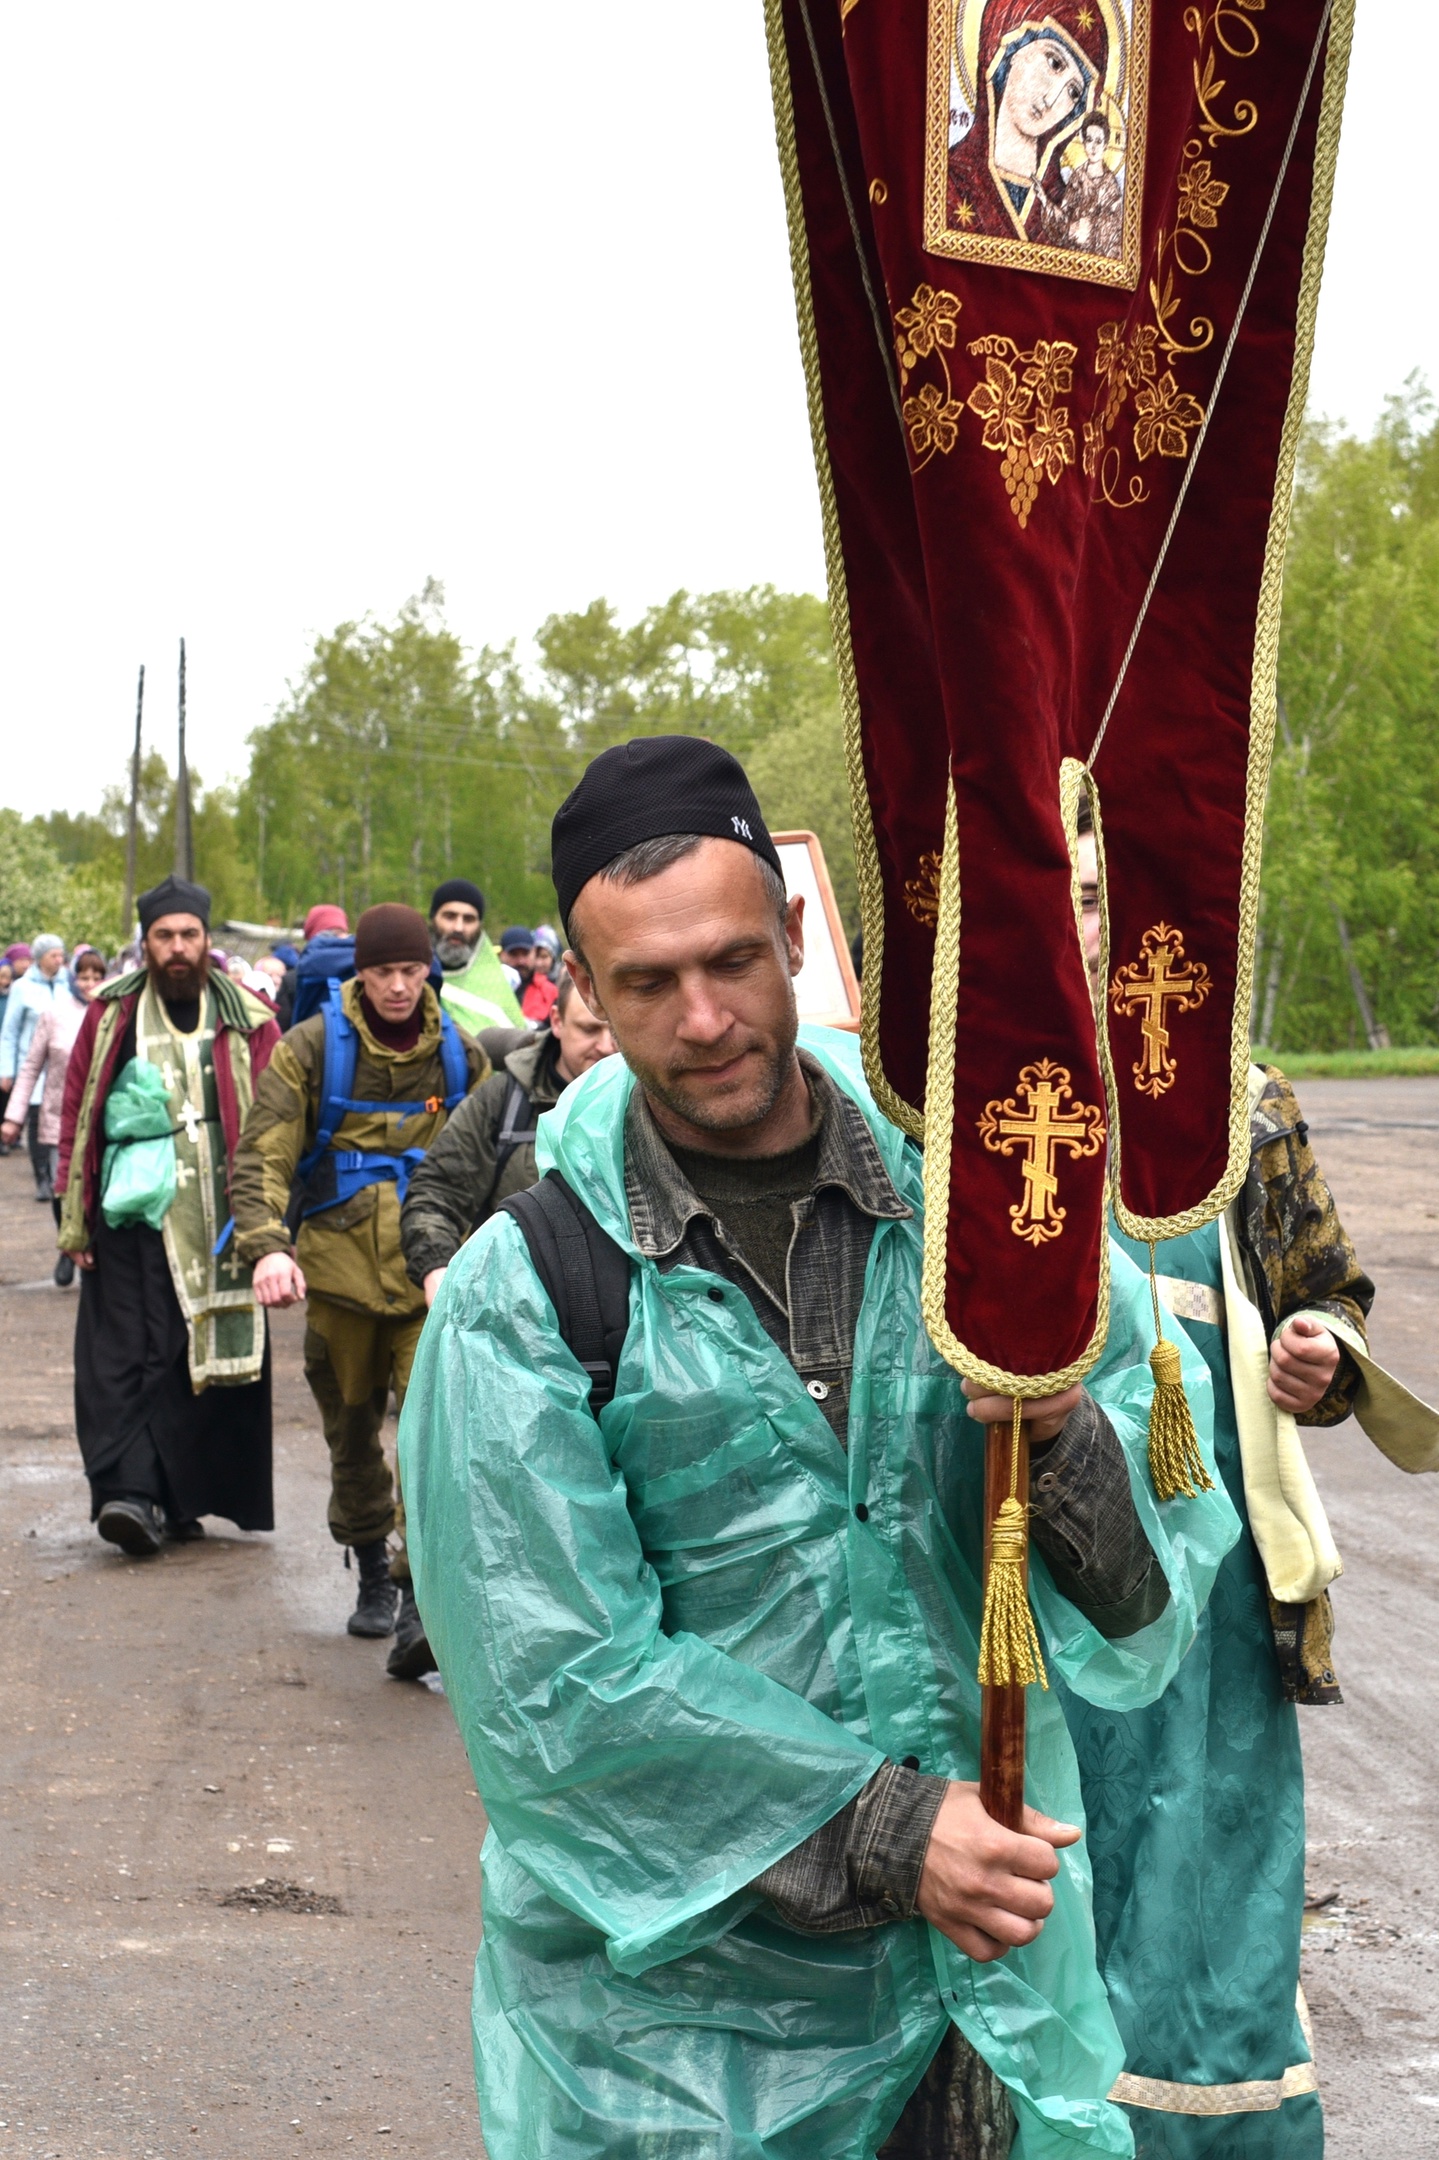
[101,1059,177,1231]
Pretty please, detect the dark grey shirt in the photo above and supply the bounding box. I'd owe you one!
[623,1053,1167,1934]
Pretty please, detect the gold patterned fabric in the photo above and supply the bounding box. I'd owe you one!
[134,982,263,1388]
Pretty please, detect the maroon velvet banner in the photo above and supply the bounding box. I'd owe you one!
[768,0,1350,1386]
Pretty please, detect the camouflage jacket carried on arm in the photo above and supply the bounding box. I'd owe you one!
[1239,1065,1374,1426]
[1240,1064,1375,1705]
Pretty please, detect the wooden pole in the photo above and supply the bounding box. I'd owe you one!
[121,663,145,936]
[979,1417,1030,1830]
[174,638,193,880]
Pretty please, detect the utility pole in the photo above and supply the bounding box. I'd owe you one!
[174,638,194,881]
[121,664,145,936]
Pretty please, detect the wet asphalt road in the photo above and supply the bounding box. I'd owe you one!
[2,1078,1437,2158]
[0,1145,484,2159]
[1285,1081,1439,2158]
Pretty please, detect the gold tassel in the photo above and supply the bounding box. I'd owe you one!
[1145,1241,1214,1502]
[977,1400,1048,1690]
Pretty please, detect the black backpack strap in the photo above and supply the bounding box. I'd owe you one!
[492,1072,540,1180]
[497,1171,632,1414]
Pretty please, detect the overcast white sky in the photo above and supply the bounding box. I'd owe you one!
[0,1,1430,819]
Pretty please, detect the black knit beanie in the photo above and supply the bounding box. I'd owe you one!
[550,736,781,929]
[428,878,486,919]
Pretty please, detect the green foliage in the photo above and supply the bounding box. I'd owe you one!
[747,697,858,938]
[0,809,120,950]
[239,583,846,932]
[52,752,256,939]
[11,396,1435,1044]
[1259,380,1439,1050]
[1252,1045,1439,1079]
[2,752,260,955]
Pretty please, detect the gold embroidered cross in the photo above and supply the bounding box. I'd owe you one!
[1109,924,1212,1099]
[186,1254,206,1289]
[977,1060,1105,1246]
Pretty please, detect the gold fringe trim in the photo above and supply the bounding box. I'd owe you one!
[761,0,924,1140]
[1145,1241,1214,1501]
[977,1401,1047,1690]
[978,1498,1047,1688]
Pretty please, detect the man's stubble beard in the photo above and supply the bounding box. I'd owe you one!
[628,1006,798,1138]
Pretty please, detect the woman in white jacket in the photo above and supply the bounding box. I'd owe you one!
[2,947,105,1278]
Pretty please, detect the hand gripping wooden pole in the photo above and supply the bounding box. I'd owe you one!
[979,1416,1032,1830]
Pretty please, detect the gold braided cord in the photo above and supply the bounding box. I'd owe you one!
[1112,1,1355,1244]
[921,781,1111,1394]
[762,0,924,1142]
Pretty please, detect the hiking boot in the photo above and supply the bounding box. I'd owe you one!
[53,1251,75,1288]
[346,1539,398,1638]
[96,1498,166,1557]
[386,1587,438,1681]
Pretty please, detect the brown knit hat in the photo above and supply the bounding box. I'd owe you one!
[353,903,432,970]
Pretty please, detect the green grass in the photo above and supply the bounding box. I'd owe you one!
[1251,1045,1439,1079]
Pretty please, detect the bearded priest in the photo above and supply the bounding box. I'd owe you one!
[57,876,280,1555]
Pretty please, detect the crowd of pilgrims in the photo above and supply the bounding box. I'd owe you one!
[0,740,1414,2159]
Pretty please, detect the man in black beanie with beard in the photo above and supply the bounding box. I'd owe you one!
[56,876,281,1555]
[429,877,523,1034]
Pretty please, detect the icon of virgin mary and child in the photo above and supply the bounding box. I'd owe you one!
[942,0,1133,266]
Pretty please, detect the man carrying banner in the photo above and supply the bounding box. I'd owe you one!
[747,0,1430,2150]
[400,738,1238,2159]
[56,876,279,1554]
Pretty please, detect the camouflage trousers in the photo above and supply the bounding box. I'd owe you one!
[302,1295,425,1584]
[878,2026,1014,2159]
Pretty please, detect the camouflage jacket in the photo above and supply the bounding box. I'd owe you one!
[1240,1064,1375,1705]
[399,1030,564,1285]
[1239,1065,1374,1426]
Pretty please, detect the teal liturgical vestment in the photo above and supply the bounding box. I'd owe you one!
[1055,1221,1321,2159]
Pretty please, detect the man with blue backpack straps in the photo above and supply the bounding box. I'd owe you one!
[231,902,487,1661]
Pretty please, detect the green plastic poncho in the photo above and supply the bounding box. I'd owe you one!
[439,938,523,1032]
[401,1027,1239,2160]
[100,1058,177,1231]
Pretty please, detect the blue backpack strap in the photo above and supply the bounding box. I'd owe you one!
[290,988,470,1225]
[437,1007,469,1110]
[296,981,356,1186]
